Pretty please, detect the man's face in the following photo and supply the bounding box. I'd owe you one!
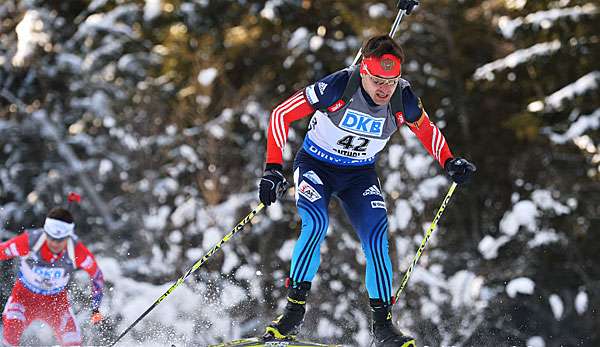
[47,237,68,254]
[361,72,399,105]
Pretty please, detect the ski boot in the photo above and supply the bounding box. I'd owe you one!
[371,299,416,347]
[263,279,311,341]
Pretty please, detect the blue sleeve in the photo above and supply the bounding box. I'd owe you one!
[402,85,424,123]
[304,69,350,110]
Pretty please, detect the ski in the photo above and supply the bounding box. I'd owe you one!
[208,337,342,347]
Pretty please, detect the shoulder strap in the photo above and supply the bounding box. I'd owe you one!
[390,84,405,121]
[31,232,46,253]
[67,238,76,265]
[340,67,361,106]
[319,66,361,113]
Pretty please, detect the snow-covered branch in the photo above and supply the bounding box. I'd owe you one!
[498,4,598,39]
[0,89,121,231]
[473,40,561,80]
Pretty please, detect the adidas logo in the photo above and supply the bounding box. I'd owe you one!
[362,185,382,197]
[317,82,327,94]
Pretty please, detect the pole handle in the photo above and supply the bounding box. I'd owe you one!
[397,0,420,13]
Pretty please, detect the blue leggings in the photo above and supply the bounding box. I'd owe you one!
[289,150,393,303]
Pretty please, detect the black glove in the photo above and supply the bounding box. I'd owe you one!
[259,164,287,206]
[398,0,419,15]
[444,157,476,185]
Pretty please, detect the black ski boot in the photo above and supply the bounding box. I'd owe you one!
[371,299,416,347]
[263,279,311,341]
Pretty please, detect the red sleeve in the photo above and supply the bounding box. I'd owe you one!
[74,241,104,310]
[266,90,315,165]
[407,111,454,167]
[74,241,99,274]
[0,233,30,260]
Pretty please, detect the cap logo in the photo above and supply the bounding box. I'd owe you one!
[381,58,395,71]
[360,54,401,78]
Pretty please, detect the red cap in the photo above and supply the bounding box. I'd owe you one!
[360,54,402,78]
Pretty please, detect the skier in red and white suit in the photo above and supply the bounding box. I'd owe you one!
[0,207,104,346]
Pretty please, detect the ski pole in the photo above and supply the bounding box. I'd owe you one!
[109,183,290,346]
[393,182,457,304]
[351,0,420,65]
[109,203,264,346]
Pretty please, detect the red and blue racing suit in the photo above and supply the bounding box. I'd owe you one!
[265,67,453,303]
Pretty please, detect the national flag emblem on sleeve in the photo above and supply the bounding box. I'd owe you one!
[395,111,405,125]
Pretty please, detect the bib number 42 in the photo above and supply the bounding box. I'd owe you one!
[336,135,370,152]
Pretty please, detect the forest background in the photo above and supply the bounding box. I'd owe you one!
[0,0,598,346]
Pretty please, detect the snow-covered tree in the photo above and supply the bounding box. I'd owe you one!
[1,0,598,346]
